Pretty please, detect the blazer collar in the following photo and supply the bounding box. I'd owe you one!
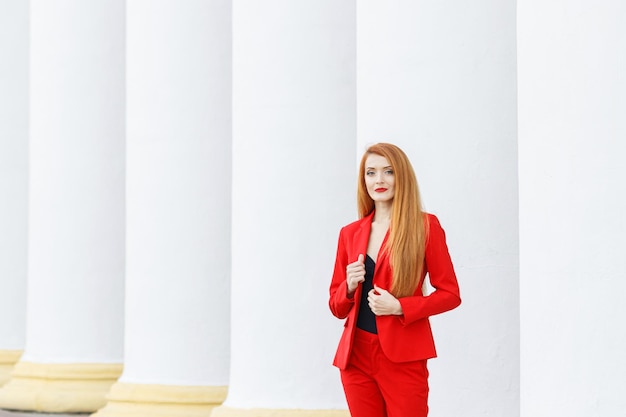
[353,211,390,264]
[353,211,375,258]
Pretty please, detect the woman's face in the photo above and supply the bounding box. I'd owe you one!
[364,154,395,203]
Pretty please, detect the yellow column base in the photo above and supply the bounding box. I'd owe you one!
[92,382,228,417]
[210,406,350,417]
[0,350,23,386]
[0,361,123,412]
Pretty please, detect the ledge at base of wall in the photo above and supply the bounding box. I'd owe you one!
[211,406,350,417]
[0,350,23,387]
[92,382,227,417]
[0,361,122,413]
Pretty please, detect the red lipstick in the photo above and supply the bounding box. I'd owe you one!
[375,188,387,192]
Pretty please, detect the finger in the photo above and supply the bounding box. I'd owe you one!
[348,274,365,283]
[373,285,386,294]
[357,254,364,264]
[347,261,365,272]
[369,304,379,315]
[348,270,363,279]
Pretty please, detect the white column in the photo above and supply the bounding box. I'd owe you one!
[518,1,626,416]
[211,1,355,416]
[358,2,518,416]
[0,0,125,412]
[0,0,28,386]
[93,1,232,416]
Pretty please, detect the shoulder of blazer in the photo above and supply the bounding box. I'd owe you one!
[340,211,374,236]
[424,212,443,239]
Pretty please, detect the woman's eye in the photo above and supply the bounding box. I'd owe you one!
[385,170,394,175]
[366,171,375,176]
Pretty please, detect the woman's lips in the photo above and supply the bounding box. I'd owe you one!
[375,188,387,192]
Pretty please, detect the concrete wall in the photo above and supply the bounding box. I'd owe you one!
[22,0,125,364]
[0,0,28,353]
[518,1,626,416]
[223,0,355,410]
[121,0,232,387]
[358,2,519,416]
[2,1,625,415]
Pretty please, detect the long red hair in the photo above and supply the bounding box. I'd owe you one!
[357,143,428,297]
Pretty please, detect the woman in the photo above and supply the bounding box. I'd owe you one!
[328,143,461,417]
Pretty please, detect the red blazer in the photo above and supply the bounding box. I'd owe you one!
[329,212,461,369]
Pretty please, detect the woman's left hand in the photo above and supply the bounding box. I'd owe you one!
[367,285,403,316]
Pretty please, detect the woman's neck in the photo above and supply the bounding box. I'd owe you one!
[373,202,392,224]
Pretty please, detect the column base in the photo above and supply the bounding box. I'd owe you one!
[92,382,228,417]
[210,406,349,417]
[0,350,23,386]
[0,361,122,412]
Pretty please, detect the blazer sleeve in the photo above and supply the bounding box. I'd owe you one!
[398,214,461,325]
[328,227,356,319]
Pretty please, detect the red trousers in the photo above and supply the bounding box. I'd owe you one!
[340,328,429,417]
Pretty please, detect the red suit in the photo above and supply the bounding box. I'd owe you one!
[328,212,461,416]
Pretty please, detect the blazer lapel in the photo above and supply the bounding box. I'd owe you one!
[352,211,374,260]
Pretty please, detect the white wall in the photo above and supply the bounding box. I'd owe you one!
[122,0,231,386]
[23,0,125,363]
[224,0,356,410]
[0,0,28,351]
[518,1,626,415]
[7,1,626,414]
[358,1,519,416]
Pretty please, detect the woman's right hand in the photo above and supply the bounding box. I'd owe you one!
[346,254,366,297]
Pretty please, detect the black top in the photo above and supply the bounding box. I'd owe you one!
[356,254,377,334]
